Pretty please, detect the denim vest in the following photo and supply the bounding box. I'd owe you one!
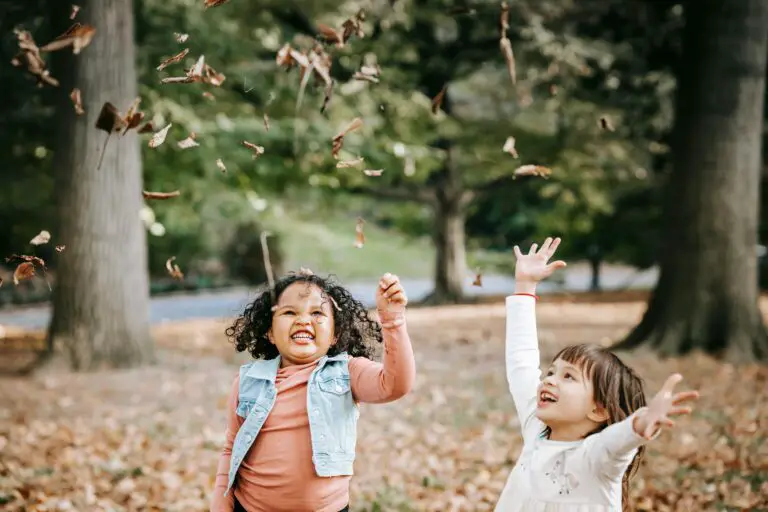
[224,353,359,496]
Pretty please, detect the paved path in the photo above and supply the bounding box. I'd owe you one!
[0,264,658,330]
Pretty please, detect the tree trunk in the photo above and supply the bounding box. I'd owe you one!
[48,0,154,370]
[431,190,468,304]
[617,0,768,362]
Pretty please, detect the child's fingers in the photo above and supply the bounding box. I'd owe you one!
[545,260,567,273]
[386,283,404,298]
[659,373,683,396]
[513,245,523,259]
[672,390,699,404]
[388,290,407,304]
[548,237,561,255]
[667,406,693,417]
[540,237,553,254]
[528,243,538,255]
[379,273,398,290]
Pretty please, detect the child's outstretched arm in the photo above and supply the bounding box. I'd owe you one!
[586,373,699,478]
[210,375,242,512]
[507,238,567,437]
[350,273,416,403]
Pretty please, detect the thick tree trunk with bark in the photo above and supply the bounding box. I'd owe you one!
[431,188,468,304]
[48,0,154,370]
[617,0,768,361]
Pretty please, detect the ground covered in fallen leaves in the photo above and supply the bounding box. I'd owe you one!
[1,297,766,511]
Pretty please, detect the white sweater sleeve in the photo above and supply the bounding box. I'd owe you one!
[584,408,651,480]
[505,295,544,442]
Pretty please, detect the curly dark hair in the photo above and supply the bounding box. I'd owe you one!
[226,271,383,360]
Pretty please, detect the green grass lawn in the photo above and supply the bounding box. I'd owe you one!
[259,196,512,282]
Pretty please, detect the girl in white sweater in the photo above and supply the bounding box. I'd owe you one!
[495,237,699,512]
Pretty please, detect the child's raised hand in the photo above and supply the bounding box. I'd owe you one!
[513,237,567,286]
[376,273,407,313]
[633,373,700,440]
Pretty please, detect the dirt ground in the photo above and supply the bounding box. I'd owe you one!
[0,296,766,511]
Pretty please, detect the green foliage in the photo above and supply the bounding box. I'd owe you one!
[224,222,285,285]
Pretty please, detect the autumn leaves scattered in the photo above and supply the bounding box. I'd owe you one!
[2,232,64,289]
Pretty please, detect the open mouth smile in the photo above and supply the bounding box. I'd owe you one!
[290,330,315,345]
[538,389,558,407]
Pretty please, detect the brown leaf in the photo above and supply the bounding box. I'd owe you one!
[263,113,270,132]
[202,91,215,101]
[13,262,35,285]
[363,169,384,177]
[11,29,59,87]
[341,10,366,41]
[499,38,516,85]
[472,269,483,287]
[336,157,364,168]
[95,102,126,133]
[55,245,66,253]
[513,164,552,178]
[242,141,265,159]
[431,85,447,115]
[40,23,96,55]
[599,116,615,132]
[137,121,155,134]
[316,23,344,47]
[353,65,380,83]
[216,158,226,173]
[143,190,181,200]
[70,5,80,20]
[177,133,199,149]
[354,217,365,248]
[174,32,189,43]
[157,48,189,71]
[204,0,229,7]
[165,257,184,280]
[502,136,518,158]
[148,123,172,148]
[70,88,84,115]
[29,230,51,246]
[331,118,363,159]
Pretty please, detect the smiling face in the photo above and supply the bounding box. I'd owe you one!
[268,282,336,366]
[536,358,608,441]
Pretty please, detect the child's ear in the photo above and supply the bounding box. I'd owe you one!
[267,329,276,345]
[587,404,610,424]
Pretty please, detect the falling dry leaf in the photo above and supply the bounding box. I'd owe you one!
[336,157,364,168]
[316,10,366,47]
[599,116,615,132]
[472,269,483,287]
[177,133,199,149]
[40,23,96,55]
[331,118,363,159]
[431,85,447,115]
[55,245,66,253]
[70,5,80,19]
[70,88,84,115]
[353,65,381,83]
[157,48,189,71]
[242,141,265,159]
[363,169,384,177]
[138,121,155,133]
[354,218,365,248]
[143,190,181,200]
[513,164,552,178]
[161,55,225,87]
[216,158,226,173]
[13,262,35,285]
[204,0,230,8]
[321,79,334,114]
[149,123,172,148]
[29,231,51,246]
[174,32,189,43]
[263,113,270,132]
[202,91,215,101]
[11,29,59,87]
[165,257,183,280]
[502,136,518,158]
[499,3,517,85]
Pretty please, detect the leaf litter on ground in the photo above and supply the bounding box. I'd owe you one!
[0,297,766,511]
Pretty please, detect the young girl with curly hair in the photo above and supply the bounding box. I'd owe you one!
[495,237,699,512]
[210,270,416,512]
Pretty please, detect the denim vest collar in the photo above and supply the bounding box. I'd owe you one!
[244,352,350,382]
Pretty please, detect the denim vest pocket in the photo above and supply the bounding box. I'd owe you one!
[317,376,351,395]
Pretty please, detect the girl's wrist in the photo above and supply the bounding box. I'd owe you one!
[514,280,538,295]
